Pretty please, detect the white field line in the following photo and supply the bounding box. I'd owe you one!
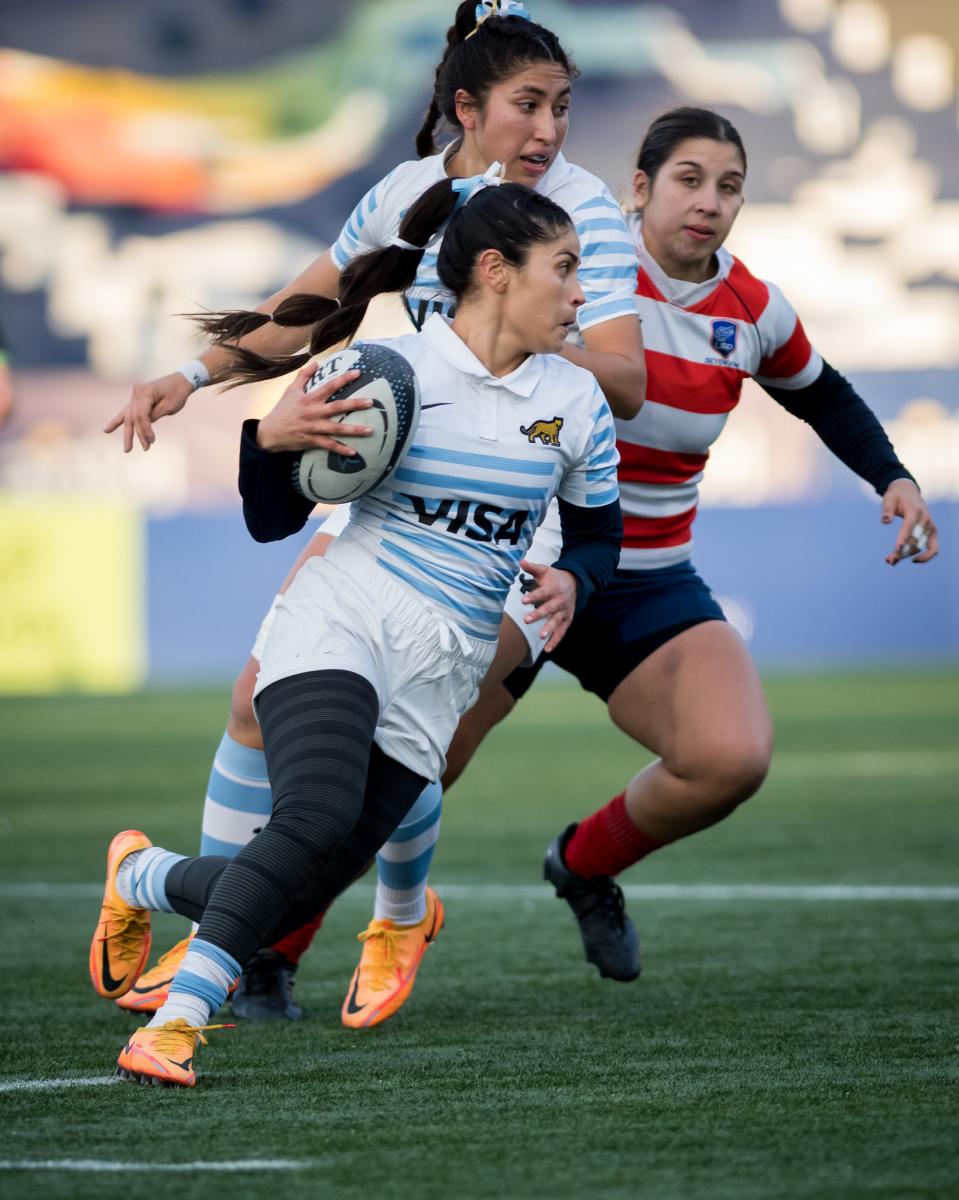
[1,882,957,901]
[0,1076,120,1094]
[0,1159,313,1173]
[771,750,959,777]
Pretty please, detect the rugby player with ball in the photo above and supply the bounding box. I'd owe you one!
[90,173,624,1087]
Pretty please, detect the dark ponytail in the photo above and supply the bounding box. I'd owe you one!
[212,180,572,387]
[416,1,578,158]
[636,106,747,184]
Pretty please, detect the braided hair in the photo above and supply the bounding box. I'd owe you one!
[197,181,572,388]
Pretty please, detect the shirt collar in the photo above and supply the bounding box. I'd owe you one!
[626,212,733,307]
[440,143,568,197]
[421,313,544,397]
[537,150,569,195]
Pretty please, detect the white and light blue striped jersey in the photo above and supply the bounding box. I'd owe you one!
[330,147,639,336]
[338,315,620,642]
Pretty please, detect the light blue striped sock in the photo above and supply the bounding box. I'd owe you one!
[115,847,185,912]
[148,938,243,1028]
[374,780,442,925]
[200,730,273,857]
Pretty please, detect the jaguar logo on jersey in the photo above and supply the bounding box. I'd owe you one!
[710,320,738,359]
[520,416,564,446]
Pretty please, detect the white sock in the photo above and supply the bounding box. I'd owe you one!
[145,938,241,1029]
[114,846,184,912]
[114,850,144,906]
[148,993,212,1029]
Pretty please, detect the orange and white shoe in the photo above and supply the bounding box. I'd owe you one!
[89,830,153,1000]
[340,887,444,1029]
[116,1019,233,1088]
[116,934,193,1014]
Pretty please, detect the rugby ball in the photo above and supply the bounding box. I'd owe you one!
[292,342,420,504]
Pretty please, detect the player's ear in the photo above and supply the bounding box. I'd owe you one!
[453,88,480,130]
[633,169,651,210]
[475,248,509,293]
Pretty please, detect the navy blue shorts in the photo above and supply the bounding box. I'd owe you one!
[504,562,726,704]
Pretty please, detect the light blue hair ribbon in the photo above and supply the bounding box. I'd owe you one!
[467,1,532,39]
[451,161,505,211]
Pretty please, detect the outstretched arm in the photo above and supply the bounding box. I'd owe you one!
[106,250,344,452]
[762,361,939,565]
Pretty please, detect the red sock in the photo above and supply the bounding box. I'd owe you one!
[564,792,663,878]
[271,911,325,965]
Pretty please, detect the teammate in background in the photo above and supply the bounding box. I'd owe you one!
[107,0,645,1023]
[90,175,623,1087]
[437,106,940,983]
[0,321,13,427]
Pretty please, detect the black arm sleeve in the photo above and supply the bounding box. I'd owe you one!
[238,419,316,543]
[552,497,623,615]
[761,360,916,496]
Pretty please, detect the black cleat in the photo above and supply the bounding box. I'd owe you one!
[230,950,303,1020]
[543,824,641,982]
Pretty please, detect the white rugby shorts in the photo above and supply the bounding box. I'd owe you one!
[251,501,565,668]
[253,537,496,782]
[250,507,350,661]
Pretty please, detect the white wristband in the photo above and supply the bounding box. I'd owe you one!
[175,358,211,391]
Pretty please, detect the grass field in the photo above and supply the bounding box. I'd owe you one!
[1,671,957,1199]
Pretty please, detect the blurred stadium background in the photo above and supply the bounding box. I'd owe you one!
[0,0,957,690]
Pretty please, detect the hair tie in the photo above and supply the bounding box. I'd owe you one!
[451,161,505,210]
[388,235,426,252]
[466,1,531,39]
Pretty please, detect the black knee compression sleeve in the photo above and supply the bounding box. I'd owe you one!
[268,743,427,942]
[192,669,379,966]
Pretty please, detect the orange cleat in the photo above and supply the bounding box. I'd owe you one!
[116,1019,233,1088]
[340,887,444,1029]
[116,934,193,1014]
[89,830,153,1000]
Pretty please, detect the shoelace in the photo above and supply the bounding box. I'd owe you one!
[355,924,408,992]
[148,1020,235,1054]
[99,910,151,961]
[579,878,629,930]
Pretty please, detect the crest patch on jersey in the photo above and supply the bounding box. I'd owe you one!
[519,416,564,447]
[710,320,737,358]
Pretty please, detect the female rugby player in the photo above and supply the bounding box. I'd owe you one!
[90,174,623,1087]
[445,107,939,984]
[106,0,645,1024]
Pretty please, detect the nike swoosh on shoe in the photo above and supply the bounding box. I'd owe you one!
[344,975,365,1017]
[130,976,173,995]
[100,933,127,994]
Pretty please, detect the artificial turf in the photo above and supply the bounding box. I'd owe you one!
[1,671,957,1199]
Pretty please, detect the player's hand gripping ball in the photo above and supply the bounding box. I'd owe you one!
[293,343,420,504]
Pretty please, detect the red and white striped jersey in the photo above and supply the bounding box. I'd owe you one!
[617,214,823,568]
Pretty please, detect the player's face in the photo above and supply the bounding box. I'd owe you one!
[459,63,571,186]
[634,138,746,283]
[505,226,584,354]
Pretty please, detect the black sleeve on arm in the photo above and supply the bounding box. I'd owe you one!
[552,497,623,615]
[238,419,316,543]
[761,360,916,496]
